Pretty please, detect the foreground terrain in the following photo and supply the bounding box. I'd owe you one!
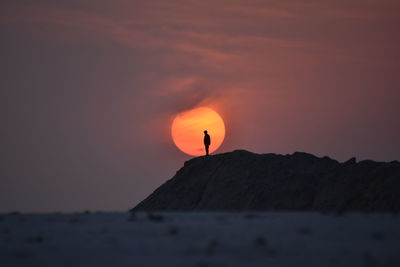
[1,212,399,267]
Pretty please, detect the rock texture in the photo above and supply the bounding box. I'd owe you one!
[132,150,400,212]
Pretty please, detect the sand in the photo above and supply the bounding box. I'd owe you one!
[1,211,399,267]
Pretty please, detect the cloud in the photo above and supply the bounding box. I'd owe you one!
[1,0,398,145]
[2,1,397,113]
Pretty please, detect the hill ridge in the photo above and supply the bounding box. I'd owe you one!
[132,150,400,212]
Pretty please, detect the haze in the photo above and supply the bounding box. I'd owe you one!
[1,0,399,212]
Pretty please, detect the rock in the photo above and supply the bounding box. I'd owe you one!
[131,150,400,212]
[344,157,356,165]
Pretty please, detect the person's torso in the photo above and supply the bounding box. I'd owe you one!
[204,134,210,144]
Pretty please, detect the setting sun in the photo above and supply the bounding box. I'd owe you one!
[171,107,225,156]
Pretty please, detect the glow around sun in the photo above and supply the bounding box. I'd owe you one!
[171,107,225,156]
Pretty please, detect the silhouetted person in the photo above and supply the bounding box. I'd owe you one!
[204,130,211,156]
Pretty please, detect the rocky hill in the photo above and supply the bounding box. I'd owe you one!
[132,150,400,212]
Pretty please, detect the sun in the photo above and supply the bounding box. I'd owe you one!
[171,107,225,156]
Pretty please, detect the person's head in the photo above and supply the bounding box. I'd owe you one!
[204,130,208,134]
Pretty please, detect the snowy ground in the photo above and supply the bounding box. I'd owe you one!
[0,212,399,267]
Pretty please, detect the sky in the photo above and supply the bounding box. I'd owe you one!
[1,0,399,212]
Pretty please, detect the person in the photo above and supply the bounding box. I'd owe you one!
[203,130,211,156]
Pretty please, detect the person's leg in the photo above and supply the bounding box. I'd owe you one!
[205,145,209,156]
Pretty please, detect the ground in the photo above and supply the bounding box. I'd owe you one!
[1,212,399,267]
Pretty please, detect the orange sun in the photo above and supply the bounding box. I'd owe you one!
[171,107,225,156]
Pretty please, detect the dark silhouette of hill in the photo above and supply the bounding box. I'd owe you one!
[132,150,400,212]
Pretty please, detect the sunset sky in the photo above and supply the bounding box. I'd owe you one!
[1,0,399,212]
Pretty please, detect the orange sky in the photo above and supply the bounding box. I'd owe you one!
[0,0,399,212]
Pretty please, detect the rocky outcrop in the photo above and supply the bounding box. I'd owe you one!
[132,150,400,212]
